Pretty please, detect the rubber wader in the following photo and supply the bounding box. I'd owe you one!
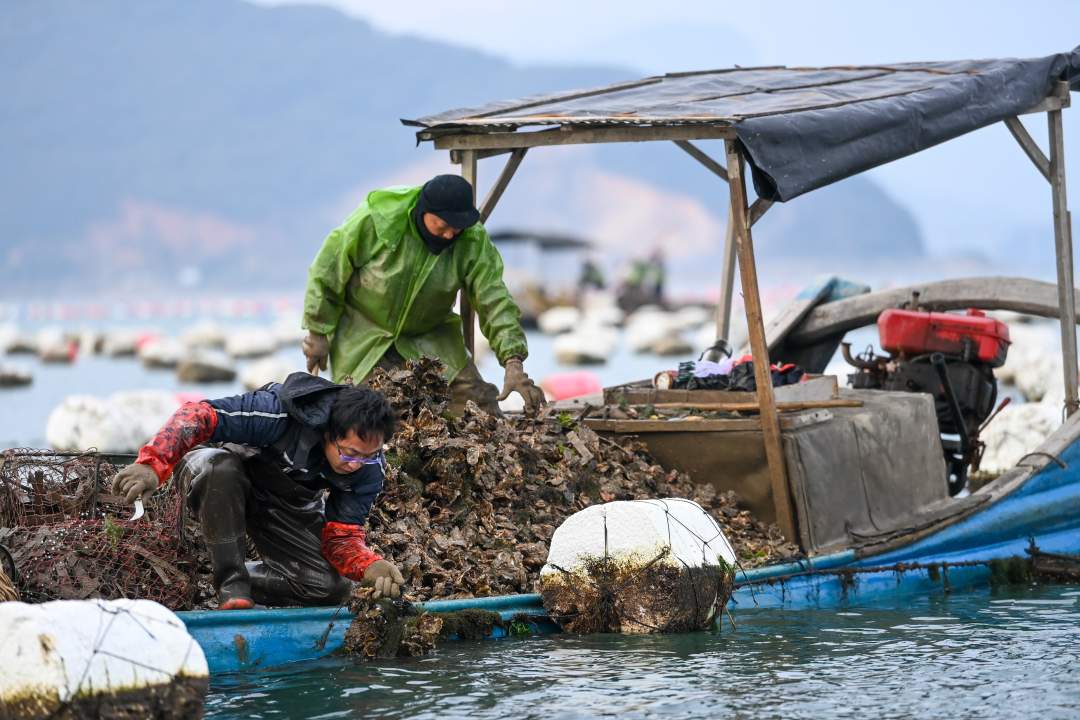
[177,447,350,607]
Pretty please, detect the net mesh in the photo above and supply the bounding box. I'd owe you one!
[0,449,197,609]
[539,499,736,634]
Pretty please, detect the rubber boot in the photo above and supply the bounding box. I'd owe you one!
[209,537,253,609]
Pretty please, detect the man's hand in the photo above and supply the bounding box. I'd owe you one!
[363,559,405,599]
[110,463,159,504]
[302,332,330,376]
[497,357,546,416]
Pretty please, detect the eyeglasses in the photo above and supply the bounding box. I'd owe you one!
[334,442,385,467]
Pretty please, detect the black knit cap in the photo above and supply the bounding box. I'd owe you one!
[417,175,480,230]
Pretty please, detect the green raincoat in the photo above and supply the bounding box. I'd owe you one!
[302,185,528,383]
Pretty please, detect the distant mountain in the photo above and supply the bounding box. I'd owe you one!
[0,0,925,298]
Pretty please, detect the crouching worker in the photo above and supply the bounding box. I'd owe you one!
[110,372,405,609]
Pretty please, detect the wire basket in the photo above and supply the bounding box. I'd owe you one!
[0,449,196,608]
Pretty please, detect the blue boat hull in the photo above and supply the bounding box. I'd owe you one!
[182,591,556,674]
[180,433,1080,675]
[733,437,1080,609]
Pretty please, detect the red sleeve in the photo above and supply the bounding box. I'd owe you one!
[135,401,219,485]
[321,521,382,581]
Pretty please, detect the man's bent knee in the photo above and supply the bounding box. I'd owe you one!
[179,448,245,495]
[179,448,250,543]
[299,571,351,606]
[271,570,351,607]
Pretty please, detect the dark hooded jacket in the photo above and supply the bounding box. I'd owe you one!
[136,372,383,527]
[209,372,384,526]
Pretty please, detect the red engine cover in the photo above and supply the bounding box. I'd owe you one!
[878,308,1010,367]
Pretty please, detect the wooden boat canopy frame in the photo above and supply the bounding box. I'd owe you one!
[404,54,1080,542]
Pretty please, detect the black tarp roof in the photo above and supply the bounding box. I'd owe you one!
[404,49,1080,202]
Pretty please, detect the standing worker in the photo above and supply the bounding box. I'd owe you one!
[617,248,667,313]
[577,256,606,293]
[302,175,545,416]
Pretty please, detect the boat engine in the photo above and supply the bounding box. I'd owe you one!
[843,293,1010,495]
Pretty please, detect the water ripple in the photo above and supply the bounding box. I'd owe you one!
[206,585,1080,720]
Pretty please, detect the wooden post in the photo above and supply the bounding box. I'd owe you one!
[480,148,527,223]
[714,194,771,348]
[715,192,738,344]
[748,198,774,227]
[724,139,798,542]
[672,138,738,350]
[674,140,729,182]
[1049,84,1079,417]
[1004,116,1051,182]
[458,149,478,356]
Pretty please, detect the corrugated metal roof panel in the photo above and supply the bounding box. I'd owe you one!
[403,51,1080,201]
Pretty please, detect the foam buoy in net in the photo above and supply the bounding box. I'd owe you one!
[539,498,736,634]
[0,598,208,719]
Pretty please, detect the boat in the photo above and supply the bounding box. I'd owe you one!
[182,277,1080,673]
[163,48,1080,672]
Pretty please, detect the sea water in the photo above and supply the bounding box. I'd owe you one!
[206,584,1080,720]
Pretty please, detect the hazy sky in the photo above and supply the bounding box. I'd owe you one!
[251,1,1078,74]
[252,0,1080,266]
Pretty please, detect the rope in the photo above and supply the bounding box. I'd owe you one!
[1017,451,1067,470]
[551,498,739,632]
[43,600,201,719]
[632,498,736,566]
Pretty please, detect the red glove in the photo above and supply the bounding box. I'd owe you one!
[321,521,382,580]
[136,401,219,483]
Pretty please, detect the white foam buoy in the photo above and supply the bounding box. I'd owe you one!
[240,356,296,390]
[553,325,618,365]
[537,306,581,335]
[623,308,680,353]
[0,324,17,352]
[110,390,182,435]
[271,313,306,348]
[540,498,735,634]
[100,330,143,358]
[669,305,711,331]
[998,322,1060,401]
[176,350,237,383]
[980,402,1062,474]
[75,328,103,356]
[543,498,735,572]
[0,324,38,355]
[179,320,227,351]
[46,391,181,453]
[36,327,75,364]
[45,395,110,451]
[0,363,33,388]
[224,328,277,359]
[643,334,693,357]
[138,337,186,369]
[0,599,208,719]
[579,294,624,327]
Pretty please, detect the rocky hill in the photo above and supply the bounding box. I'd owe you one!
[0,0,925,297]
